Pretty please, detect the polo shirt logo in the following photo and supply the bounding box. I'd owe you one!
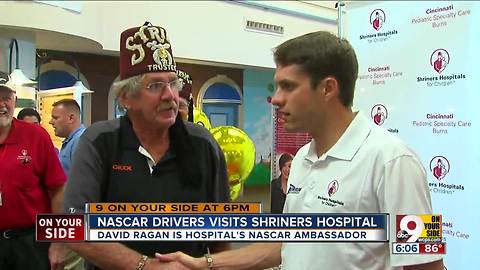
[327,180,339,197]
[317,180,344,207]
[17,149,32,164]
[112,164,133,171]
[287,184,302,194]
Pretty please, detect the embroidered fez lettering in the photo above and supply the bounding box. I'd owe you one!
[177,70,192,85]
[125,25,174,71]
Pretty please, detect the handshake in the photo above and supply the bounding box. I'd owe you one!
[147,252,211,270]
[135,242,281,270]
[49,242,280,270]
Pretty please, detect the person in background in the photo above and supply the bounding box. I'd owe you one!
[58,22,230,270]
[156,31,444,270]
[17,107,41,125]
[176,70,193,122]
[17,107,61,155]
[49,99,85,176]
[0,71,66,270]
[270,152,293,214]
[178,97,189,121]
[48,101,86,270]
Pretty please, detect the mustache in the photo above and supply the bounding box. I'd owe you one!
[157,101,177,111]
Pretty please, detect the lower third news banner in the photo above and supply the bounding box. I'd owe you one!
[85,213,387,242]
[36,204,387,242]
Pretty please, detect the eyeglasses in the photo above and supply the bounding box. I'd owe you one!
[145,79,184,94]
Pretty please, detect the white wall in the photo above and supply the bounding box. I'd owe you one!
[0,1,103,46]
[0,1,338,68]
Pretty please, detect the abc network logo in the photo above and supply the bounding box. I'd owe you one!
[396,215,424,242]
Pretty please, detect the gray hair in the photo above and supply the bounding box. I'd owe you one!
[112,74,147,99]
[111,74,146,108]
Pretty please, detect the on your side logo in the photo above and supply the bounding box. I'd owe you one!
[430,49,450,74]
[370,9,386,31]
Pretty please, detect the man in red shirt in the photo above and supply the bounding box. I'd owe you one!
[0,71,66,270]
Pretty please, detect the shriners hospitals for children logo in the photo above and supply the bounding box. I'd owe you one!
[327,180,339,197]
[370,9,385,31]
[17,149,32,164]
[317,180,345,208]
[427,155,464,195]
[429,156,450,181]
[359,9,398,43]
[430,49,449,74]
[371,104,387,126]
[417,48,466,87]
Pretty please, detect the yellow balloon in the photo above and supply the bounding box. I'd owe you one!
[193,108,212,130]
[230,182,242,201]
[210,126,255,198]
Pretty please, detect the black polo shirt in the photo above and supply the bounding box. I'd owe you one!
[63,115,229,257]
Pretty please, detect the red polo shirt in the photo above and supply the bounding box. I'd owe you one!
[0,119,66,230]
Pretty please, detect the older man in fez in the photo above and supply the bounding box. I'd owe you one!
[59,22,230,270]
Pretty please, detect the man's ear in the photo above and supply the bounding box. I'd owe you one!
[68,112,76,122]
[322,77,339,102]
[118,91,130,110]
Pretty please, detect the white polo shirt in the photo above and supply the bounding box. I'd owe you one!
[281,112,442,270]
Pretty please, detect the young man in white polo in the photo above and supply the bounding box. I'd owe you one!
[156,31,444,270]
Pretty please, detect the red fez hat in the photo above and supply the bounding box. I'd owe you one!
[176,70,192,100]
[119,22,176,79]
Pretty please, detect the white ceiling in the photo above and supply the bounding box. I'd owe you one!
[0,25,103,55]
